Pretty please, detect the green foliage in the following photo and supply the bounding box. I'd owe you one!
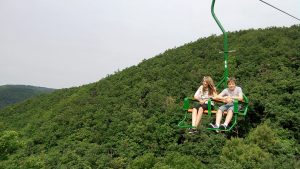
[22,155,46,169]
[0,131,23,160]
[154,152,204,169]
[246,122,299,168]
[128,152,205,169]
[216,122,299,169]
[0,25,299,168]
[128,153,156,169]
[218,138,273,169]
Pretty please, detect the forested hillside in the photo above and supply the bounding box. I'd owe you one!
[0,85,54,109]
[0,25,299,168]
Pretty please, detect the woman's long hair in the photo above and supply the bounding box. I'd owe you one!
[202,76,217,96]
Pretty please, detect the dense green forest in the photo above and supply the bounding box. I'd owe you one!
[0,85,54,109]
[0,25,299,168]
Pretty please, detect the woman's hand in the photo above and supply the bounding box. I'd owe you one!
[199,99,207,104]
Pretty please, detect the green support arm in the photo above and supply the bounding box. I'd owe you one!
[207,99,212,117]
[211,0,229,88]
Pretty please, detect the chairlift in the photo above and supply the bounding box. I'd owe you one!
[178,0,249,132]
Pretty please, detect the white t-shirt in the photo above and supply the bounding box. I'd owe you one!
[194,85,214,105]
[219,86,243,98]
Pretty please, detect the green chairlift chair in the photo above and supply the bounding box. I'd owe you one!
[178,0,249,132]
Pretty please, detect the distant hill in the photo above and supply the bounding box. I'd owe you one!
[0,85,55,109]
[0,25,299,168]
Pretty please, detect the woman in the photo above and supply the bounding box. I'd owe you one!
[189,76,217,134]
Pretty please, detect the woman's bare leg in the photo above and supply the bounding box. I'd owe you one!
[192,108,197,127]
[195,107,204,127]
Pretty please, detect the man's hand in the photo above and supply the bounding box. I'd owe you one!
[224,96,233,104]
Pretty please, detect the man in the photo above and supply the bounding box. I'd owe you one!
[210,77,243,130]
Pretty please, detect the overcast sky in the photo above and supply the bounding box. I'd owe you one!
[0,0,299,89]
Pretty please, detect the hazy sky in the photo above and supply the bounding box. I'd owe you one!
[0,0,299,89]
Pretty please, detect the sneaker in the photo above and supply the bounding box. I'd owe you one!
[188,128,198,134]
[209,123,219,129]
[219,124,227,130]
[192,129,198,134]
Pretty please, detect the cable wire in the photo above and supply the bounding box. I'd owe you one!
[259,0,300,21]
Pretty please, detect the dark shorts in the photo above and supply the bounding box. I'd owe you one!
[193,103,214,111]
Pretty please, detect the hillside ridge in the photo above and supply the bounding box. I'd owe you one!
[0,85,55,109]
